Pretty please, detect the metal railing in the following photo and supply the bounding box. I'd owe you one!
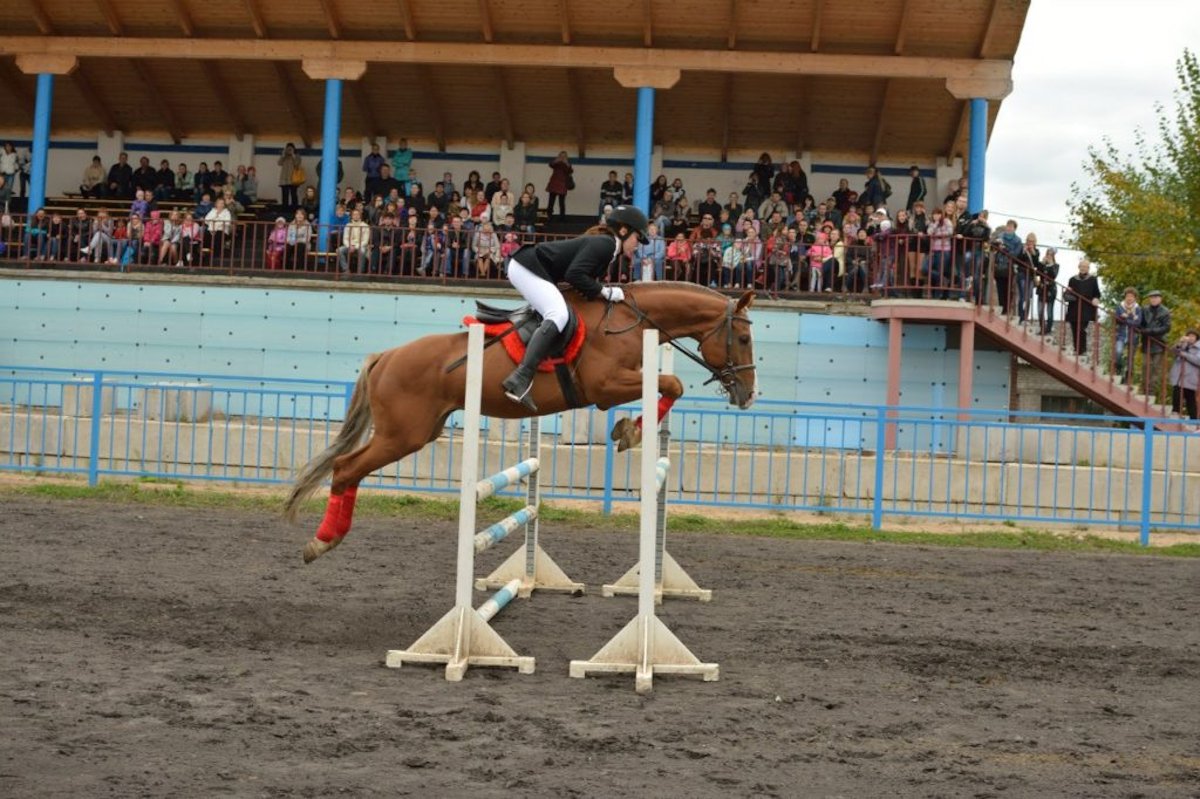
[1,365,1196,542]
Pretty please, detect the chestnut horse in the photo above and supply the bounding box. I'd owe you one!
[284,283,757,562]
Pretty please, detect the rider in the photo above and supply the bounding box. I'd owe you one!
[500,205,650,411]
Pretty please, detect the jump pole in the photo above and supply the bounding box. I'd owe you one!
[475,413,585,597]
[385,324,535,681]
[569,330,719,694]
[601,345,712,603]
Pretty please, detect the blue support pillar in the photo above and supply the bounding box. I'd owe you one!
[28,73,55,214]
[967,97,987,214]
[633,87,655,213]
[317,78,343,237]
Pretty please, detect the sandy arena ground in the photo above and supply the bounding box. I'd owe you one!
[1,496,1197,797]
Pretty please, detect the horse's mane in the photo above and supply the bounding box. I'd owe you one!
[626,281,733,304]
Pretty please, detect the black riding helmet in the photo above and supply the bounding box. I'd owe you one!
[606,205,650,244]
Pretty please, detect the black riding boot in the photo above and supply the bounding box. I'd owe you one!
[501,319,561,412]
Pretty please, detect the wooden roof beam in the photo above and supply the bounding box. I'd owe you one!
[273,62,313,147]
[565,68,586,157]
[978,0,1002,58]
[558,0,571,44]
[496,70,515,148]
[0,60,34,123]
[242,0,268,38]
[71,64,121,135]
[350,80,382,138]
[794,75,808,154]
[416,64,446,151]
[478,0,495,42]
[727,0,738,49]
[131,60,185,143]
[719,73,734,161]
[1,38,1015,88]
[811,0,824,52]
[93,0,124,36]
[945,100,969,163]
[396,0,417,41]
[871,79,896,164]
[643,0,653,47]
[169,0,195,36]
[164,0,251,138]
[29,0,55,35]
[894,0,913,55]
[316,0,343,39]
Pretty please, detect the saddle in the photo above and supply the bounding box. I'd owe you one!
[465,301,584,369]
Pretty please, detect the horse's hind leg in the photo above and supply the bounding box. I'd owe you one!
[302,429,428,564]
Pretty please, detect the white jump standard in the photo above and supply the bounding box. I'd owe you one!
[569,330,719,694]
[385,324,545,681]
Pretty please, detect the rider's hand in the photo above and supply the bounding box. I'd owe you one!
[600,286,625,303]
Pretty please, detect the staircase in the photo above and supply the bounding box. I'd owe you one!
[870,298,1186,427]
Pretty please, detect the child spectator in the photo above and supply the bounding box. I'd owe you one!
[178,215,202,265]
[500,230,521,261]
[472,221,500,279]
[237,165,258,206]
[419,221,445,276]
[159,210,182,266]
[266,216,288,270]
[373,213,401,275]
[337,208,371,274]
[142,210,163,264]
[599,170,623,214]
[635,222,665,281]
[69,208,91,261]
[83,209,115,263]
[444,216,471,277]
[25,208,49,260]
[130,190,150,220]
[285,209,312,270]
[665,233,692,281]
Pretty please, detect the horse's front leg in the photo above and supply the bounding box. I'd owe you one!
[602,373,684,453]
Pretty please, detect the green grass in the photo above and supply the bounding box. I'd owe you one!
[5,480,1199,558]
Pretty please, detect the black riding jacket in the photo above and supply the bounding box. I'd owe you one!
[511,234,619,300]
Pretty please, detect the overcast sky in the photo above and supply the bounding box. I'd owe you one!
[986,0,1200,270]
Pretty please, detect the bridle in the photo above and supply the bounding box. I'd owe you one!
[604,291,755,401]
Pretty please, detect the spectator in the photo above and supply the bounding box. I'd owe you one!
[462,170,484,197]
[337,208,371,274]
[209,161,230,195]
[159,209,182,266]
[314,157,344,191]
[130,189,150,220]
[472,221,501,279]
[904,165,927,212]
[83,208,115,263]
[957,209,991,304]
[42,212,64,261]
[861,165,886,209]
[172,162,191,200]
[1065,258,1101,357]
[844,228,872,293]
[689,212,720,286]
[152,159,174,201]
[925,207,954,299]
[107,152,134,199]
[599,170,623,214]
[483,171,503,201]
[194,192,213,222]
[1113,287,1143,384]
[444,215,472,277]
[650,174,668,205]
[514,192,538,235]
[69,208,91,261]
[121,214,145,268]
[943,178,962,205]
[468,190,490,226]
[665,233,692,281]
[193,162,212,202]
[1168,330,1200,422]
[428,182,450,216]
[500,230,521,262]
[763,226,792,296]
[1139,290,1172,391]
[441,172,457,198]
[752,153,775,194]
[735,206,760,238]
[426,205,444,231]
[406,182,427,223]
[783,160,810,207]
[204,197,234,265]
[109,218,128,265]
[373,213,401,275]
[371,164,403,202]
[491,179,516,227]
[622,172,634,206]
[635,222,665,281]
[666,197,690,239]
[362,143,385,196]
[132,156,157,193]
[300,185,319,221]
[265,216,288,270]
[991,219,1023,315]
[1035,245,1059,335]
[390,138,413,192]
[277,143,303,211]
[696,189,721,222]
[723,192,743,223]
[237,166,258,206]
[326,202,350,257]
[418,221,445,276]
[651,190,674,233]
[758,191,789,226]
[545,151,573,219]
[178,214,203,266]
[741,171,766,216]
[25,208,49,260]
[285,208,312,270]
[399,214,421,276]
[832,178,854,214]
[1015,232,1042,320]
[807,231,834,293]
[142,210,163,264]
[80,156,105,199]
[0,143,19,208]
[363,194,386,225]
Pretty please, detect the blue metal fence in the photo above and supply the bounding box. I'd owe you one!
[1,365,1196,543]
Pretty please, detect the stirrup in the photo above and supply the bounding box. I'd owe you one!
[502,372,538,411]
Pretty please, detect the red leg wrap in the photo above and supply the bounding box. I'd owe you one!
[315,493,344,543]
[634,397,677,430]
[335,487,358,536]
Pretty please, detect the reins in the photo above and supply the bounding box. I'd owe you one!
[604,289,755,394]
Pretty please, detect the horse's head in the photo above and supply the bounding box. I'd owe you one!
[698,290,757,409]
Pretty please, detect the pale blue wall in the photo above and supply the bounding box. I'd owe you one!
[0,276,1010,413]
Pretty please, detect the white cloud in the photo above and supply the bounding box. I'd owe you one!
[986,0,1200,269]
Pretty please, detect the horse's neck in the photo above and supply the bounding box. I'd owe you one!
[634,287,725,340]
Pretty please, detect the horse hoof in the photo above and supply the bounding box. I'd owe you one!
[303,535,342,564]
[610,417,641,453]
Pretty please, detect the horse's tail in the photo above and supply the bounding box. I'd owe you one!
[283,353,380,522]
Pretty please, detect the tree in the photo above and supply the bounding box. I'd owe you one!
[1068,49,1200,341]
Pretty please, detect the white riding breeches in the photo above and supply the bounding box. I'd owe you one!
[506,260,570,333]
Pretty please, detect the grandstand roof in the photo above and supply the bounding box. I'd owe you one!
[0,0,1030,161]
